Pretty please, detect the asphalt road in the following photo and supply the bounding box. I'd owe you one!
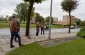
[0,28,80,38]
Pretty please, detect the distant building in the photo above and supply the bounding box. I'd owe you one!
[57,20,63,25]
[57,15,80,25]
[6,15,9,22]
[62,15,77,25]
[31,13,36,24]
[53,17,58,24]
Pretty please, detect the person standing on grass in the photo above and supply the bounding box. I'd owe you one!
[9,16,23,48]
[40,21,45,35]
[36,22,40,36]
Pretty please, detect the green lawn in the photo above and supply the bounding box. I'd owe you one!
[7,38,85,55]
[0,22,9,28]
[0,22,63,28]
[0,22,35,28]
[51,24,63,28]
[20,23,36,28]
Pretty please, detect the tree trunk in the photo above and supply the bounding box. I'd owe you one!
[24,16,25,23]
[25,0,34,38]
[68,12,71,33]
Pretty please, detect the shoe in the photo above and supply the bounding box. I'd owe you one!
[19,44,24,46]
[10,45,15,48]
[14,40,18,42]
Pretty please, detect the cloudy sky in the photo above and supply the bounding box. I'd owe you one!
[0,0,85,20]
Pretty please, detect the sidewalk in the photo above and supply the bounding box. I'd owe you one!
[0,32,77,55]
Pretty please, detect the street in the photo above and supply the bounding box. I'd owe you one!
[0,28,80,38]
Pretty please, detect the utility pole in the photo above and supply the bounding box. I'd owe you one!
[48,0,53,39]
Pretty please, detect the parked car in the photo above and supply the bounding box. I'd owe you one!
[71,26,75,29]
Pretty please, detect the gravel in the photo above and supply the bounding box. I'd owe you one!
[39,36,78,47]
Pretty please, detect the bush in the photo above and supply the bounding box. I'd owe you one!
[77,27,85,38]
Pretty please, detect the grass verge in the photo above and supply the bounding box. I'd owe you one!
[0,22,63,28]
[6,38,85,55]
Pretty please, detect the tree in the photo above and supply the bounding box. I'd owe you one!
[0,17,2,22]
[15,2,34,23]
[0,16,4,22]
[76,19,81,27]
[61,0,79,33]
[15,2,29,23]
[23,0,45,37]
[9,16,13,21]
[35,13,44,22]
[80,21,85,27]
[45,16,53,24]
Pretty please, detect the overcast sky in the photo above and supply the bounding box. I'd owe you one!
[0,0,85,20]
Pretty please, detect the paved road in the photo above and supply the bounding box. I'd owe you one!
[0,28,80,38]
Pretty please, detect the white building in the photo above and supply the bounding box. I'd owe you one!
[53,17,58,24]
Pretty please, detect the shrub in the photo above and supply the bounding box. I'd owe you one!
[77,27,85,38]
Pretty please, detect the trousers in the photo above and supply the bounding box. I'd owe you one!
[10,32,21,47]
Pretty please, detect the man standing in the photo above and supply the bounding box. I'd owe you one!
[40,21,45,35]
[9,16,22,48]
[36,22,40,36]
[14,19,20,42]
